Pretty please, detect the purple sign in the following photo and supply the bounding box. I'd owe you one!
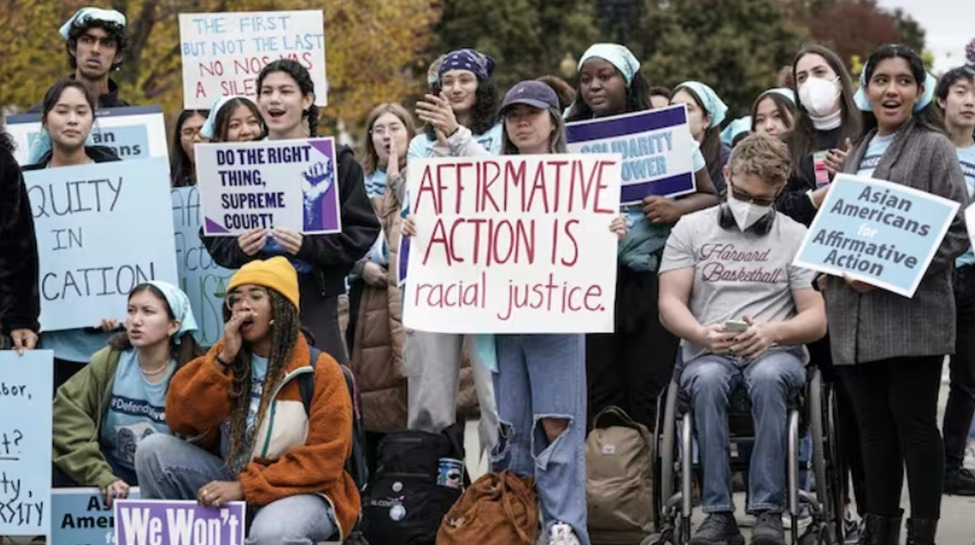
[114,499,245,545]
[197,138,342,236]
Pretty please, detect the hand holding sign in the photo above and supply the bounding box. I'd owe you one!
[9,329,37,354]
[102,479,130,509]
[272,227,303,255]
[238,228,269,256]
[642,195,682,224]
[198,481,244,508]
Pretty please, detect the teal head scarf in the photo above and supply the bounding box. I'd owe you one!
[145,281,198,336]
[854,68,936,113]
[578,44,641,85]
[675,81,729,128]
[59,7,126,39]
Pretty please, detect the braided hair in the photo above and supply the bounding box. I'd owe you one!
[223,289,301,471]
[257,59,318,137]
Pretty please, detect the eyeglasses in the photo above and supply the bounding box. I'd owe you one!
[728,179,778,207]
[371,124,405,137]
[225,288,269,310]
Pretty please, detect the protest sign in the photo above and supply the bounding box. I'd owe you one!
[114,500,245,545]
[179,11,327,109]
[197,138,342,236]
[0,350,53,537]
[794,174,960,297]
[566,105,696,204]
[403,154,622,333]
[24,157,179,331]
[52,488,141,545]
[172,187,236,346]
[4,106,169,166]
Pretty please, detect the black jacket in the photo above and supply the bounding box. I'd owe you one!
[0,148,40,334]
[28,77,129,113]
[201,144,380,298]
[776,127,842,227]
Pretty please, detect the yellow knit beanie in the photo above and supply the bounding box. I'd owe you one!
[226,257,300,311]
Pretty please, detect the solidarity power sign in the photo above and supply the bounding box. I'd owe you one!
[566,105,697,204]
[179,11,327,109]
[114,500,245,545]
[23,158,179,331]
[794,174,960,297]
[403,154,621,333]
[196,138,342,236]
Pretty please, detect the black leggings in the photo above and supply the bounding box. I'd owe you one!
[845,356,944,519]
[944,266,975,469]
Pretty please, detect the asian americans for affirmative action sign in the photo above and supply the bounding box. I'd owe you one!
[403,154,622,333]
[566,104,697,204]
[794,174,960,298]
[179,10,327,109]
[23,158,179,331]
[196,138,342,236]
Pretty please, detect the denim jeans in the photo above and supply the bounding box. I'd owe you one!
[680,349,805,514]
[491,334,589,545]
[134,434,338,544]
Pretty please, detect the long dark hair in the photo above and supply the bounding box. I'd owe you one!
[786,45,862,177]
[215,98,267,143]
[257,60,318,137]
[108,283,204,367]
[859,44,943,139]
[673,84,723,171]
[222,289,301,471]
[565,70,652,122]
[501,106,568,155]
[41,79,97,126]
[751,92,797,134]
[170,109,208,188]
[424,76,500,140]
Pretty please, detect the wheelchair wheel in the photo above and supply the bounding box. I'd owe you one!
[808,370,841,544]
[641,525,682,545]
[659,380,680,514]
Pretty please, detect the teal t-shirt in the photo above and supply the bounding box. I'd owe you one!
[220,354,268,461]
[856,133,897,178]
[99,349,174,470]
[955,145,975,267]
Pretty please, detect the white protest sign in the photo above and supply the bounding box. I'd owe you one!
[179,11,327,109]
[0,350,53,538]
[196,138,341,236]
[403,154,622,333]
[4,106,169,166]
[24,157,179,331]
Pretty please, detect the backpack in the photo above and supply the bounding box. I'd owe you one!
[359,425,466,545]
[298,347,369,492]
[586,406,655,544]
[437,471,538,545]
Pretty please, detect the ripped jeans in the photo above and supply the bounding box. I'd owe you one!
[491,334,589,545]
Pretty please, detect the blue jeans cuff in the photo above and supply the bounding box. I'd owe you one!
[702,504,736,514]
[747,502,785,514]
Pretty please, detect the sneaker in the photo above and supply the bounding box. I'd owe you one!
[548,522,581,545]
[752,511,786,545]
[842,515,861,544]
[690,512,744,545]
[944,467,975,496]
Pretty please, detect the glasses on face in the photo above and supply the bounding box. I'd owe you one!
[371,124,405,137]
[225,288,269,310]
[181,127,202,138]
[728,179,777,207]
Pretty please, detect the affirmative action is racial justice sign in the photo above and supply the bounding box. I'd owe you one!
[114,500,245,545]
[197,138,342,236]
[566,105,696,204]
[403,154,622,333]
[179,11,326,109]
[23,157,179,331]
[794,174,960,297]
[0,350,53,538]
[4,106,169,166]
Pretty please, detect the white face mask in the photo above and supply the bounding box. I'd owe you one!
[799,77,841,117]
[727,196,771,231]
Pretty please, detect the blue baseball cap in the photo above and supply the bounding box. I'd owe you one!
[501,81,559,114]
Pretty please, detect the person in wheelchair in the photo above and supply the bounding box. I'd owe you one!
[658,134,827,545]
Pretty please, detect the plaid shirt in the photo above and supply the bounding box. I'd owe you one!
[0,148,40,334]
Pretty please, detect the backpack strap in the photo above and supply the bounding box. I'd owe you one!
[299,347,322,414]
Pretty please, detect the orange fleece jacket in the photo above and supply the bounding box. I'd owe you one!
[165,336,360,539]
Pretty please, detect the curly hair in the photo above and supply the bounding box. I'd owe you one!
[223,289,301,471]
[424,76,500,140]
[107,284,204,367]
[66,19,127,71]
[257,60,318,137]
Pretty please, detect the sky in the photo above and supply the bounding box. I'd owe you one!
[876,0,975,72]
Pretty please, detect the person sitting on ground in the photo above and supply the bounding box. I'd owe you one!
[658,134,827,545]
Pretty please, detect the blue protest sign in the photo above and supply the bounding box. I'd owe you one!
[794,174,961,297]
[4,106,169,166]
[0,350,53,537]
[172,187,236,346]
[23,157,180,331]
[566,105,697,204]
[51,487,141,545]
[114,499,245,545]
[196,138,342,236]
